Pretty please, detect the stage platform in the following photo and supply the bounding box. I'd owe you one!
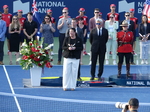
[40,77,114,87]
[23,74,150,87]
[39,73,150,87]
[109,74,150,87]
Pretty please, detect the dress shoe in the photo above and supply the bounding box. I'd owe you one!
[51,51,54,56]
[77,77,82,81]
[0,61,4,65]
[113,60,117,65]
[57,61,61,65]
[145,60,148,64]
[98,77,102,81]
[16,62,19,65]
[105,60,109,65]
[130,62,136,65]
[117,74,121,78]
[9,61,13,65]
[141,60,144,64]
[90,77,95,80]
[89,61,91,65]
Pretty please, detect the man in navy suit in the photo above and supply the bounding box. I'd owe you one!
[89,19,108,80]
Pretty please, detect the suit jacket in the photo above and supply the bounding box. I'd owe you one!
[89,17,96,32]
[120,20,135,32]
[89,27,108,53]
[65,27,84,42]
[104,20,119,40]
[62,36,83,59]
[138,23,150,40]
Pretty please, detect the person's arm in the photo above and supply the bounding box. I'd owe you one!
[50,23,55,32]
[104,21,107,29]
[89,29,93,44]
[57,19,64,30]
[74,38,83,51]
[62,37,68,50]
[83,27,87,37]
[31,28,37,38]
[115,21,119,30]
[9,24,14,34]
[18,25,21,34]
[23,29,30,39]
[15,24,21,34]
[105,29,108,43]
[23,22,30,39]
[89,19,92,32]
[65,28,69,38]
[0,21,6,38]
[40,23,43,33]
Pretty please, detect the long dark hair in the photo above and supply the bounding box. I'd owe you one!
[42,15,52,24]
[69,28,77,37]
[141,15,148,24]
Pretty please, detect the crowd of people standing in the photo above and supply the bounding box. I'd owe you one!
[0,4,150,90]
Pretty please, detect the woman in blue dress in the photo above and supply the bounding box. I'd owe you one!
[40,15,55,56]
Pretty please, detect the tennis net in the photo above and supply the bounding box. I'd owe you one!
[0,92,150,112]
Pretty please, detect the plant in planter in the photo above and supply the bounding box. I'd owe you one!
[17,38,53,86]
[17,39,53,70]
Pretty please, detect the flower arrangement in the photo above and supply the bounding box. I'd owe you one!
[17,39,53,70]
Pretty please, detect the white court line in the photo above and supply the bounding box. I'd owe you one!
[3,65,22,112]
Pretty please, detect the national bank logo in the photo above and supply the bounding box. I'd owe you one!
[13,0,30,14]
[13,0,66,14]
[118,0,135,13]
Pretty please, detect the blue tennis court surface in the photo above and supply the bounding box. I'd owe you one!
[0,65,150,112]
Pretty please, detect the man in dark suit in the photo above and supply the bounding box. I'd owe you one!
[89,19,108,81]
[120,12,135,65]
[66,18,84,81]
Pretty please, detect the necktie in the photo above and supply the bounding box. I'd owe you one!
[99,29,101,36]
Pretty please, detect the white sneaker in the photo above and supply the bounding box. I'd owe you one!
[141,60,144,64]
[113,60,117,65]
[51,52,54,56]
[145,60,148,64]
[89,61,91,65]
[106,60,109,65]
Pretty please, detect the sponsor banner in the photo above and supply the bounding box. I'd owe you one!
[0,0,145,36]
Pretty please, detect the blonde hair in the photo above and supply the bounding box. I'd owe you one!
[10,15,20,30]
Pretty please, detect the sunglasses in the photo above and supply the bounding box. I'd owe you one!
[110,16,114,18]
[18,12,23,13]
[125,15,130,16]
[62,12,67,14]
[122,26,128,27]
[45,18,50,19]
[96,23,101,25]
[95,12,99,13]
[13,18,17,20]
[112,7,116,8]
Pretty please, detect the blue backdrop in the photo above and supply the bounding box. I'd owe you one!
[0,0,145,36]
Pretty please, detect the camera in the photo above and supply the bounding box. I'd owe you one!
[115,102,128,110]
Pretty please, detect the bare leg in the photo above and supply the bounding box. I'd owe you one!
[9,52,12,65]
